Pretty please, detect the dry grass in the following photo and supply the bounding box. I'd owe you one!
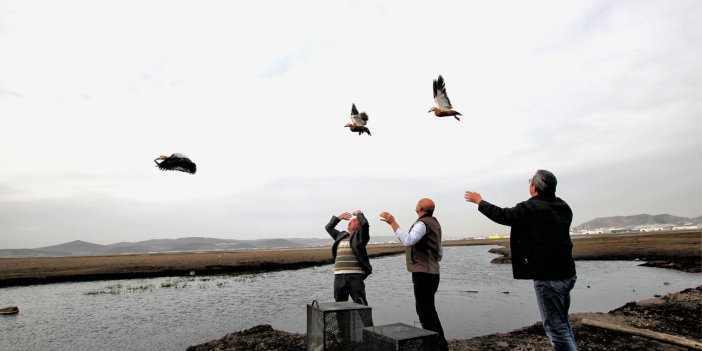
[481,229,701,259]
[0,245,405,286]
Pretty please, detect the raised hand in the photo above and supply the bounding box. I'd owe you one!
[379,211,395,224]
[464,191,483,204]
[337,212,353,220]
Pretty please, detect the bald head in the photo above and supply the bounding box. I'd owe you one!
[416,198,435,216]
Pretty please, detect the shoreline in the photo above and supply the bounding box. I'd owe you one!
[185,285,702,351]
[0,230,699,287]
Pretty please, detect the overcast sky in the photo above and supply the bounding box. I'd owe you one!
[1,0,700,249]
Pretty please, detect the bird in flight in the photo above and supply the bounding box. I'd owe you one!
[428,75,462,121]
[154,153,197,174]
[345,103,371,136]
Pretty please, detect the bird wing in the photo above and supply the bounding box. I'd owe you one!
[350,103,368,126]
[351,112,368,126]
[433,75,453,110]
[157,155,197,174]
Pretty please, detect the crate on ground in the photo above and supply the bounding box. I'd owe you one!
[306,300,374,351]
[362,323,438,351]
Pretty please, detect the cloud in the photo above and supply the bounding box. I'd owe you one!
[259,39,335,78]
[0,88,23,98]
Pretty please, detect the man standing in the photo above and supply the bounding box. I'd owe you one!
[325,210,372,305]
[379,198,449,351]
[465,170,577,351]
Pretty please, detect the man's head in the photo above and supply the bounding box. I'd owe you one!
[415,198,435,217]
[529,169,557,197]
[347,217,360,232]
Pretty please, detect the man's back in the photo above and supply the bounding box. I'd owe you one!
[479,194,575,280]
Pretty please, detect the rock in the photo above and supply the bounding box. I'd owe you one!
[186,324,306,351]
[490,257,512,264]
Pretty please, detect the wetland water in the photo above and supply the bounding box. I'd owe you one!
[1,245,700,351]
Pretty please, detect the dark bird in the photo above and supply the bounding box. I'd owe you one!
[429,75,462,121]
[0,306,19,315]
[154,153,197,174]
[344,103,371,136]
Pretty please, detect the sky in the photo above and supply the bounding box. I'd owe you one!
[1,0,700,249]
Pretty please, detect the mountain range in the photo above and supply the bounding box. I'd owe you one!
[0,235,399,258]
[572,213,701,231]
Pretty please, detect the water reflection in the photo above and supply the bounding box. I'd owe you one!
[0,246,699,351]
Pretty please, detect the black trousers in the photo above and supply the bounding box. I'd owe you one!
[334,273,368,305]
[412,272,448,351]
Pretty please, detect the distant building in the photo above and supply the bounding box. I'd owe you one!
[673,225,700,230]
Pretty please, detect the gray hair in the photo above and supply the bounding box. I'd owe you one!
[532,169,558,195]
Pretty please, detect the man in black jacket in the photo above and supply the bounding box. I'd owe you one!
[465,170,577,351]
[325,210,372,305]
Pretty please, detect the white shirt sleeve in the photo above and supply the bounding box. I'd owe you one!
[394,221,427,246]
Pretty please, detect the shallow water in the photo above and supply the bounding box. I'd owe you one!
[0,245,699,351]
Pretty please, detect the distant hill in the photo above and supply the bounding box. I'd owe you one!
[0,235,399,258]
[39,240,107,255]
[574,214,701,231]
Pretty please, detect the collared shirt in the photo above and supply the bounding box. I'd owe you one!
[395,221,443,261]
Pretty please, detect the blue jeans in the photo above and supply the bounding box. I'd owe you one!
[534,276,577,351]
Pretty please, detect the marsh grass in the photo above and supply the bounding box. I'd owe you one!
[126,283,155,292]
[85,272,271,295]
[84,283,122,295]
[160,278,189,289]
[232,272,271,283]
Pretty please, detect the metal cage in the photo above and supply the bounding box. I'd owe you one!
[362,323,438,351]
[306,300,374,351]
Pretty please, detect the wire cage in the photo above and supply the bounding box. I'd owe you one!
[362,323,438,351]
[306,300,374,351]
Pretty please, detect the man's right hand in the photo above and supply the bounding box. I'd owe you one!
[337,212,352,220]
[379,212,400,232]
[465,191,483,204]
[379,212,395,224]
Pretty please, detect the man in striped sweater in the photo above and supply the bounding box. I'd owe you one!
[325,210,372,305]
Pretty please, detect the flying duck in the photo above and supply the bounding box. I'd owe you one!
[345,103,371,136]
[154,153,197,174]
[429,75,462,121]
